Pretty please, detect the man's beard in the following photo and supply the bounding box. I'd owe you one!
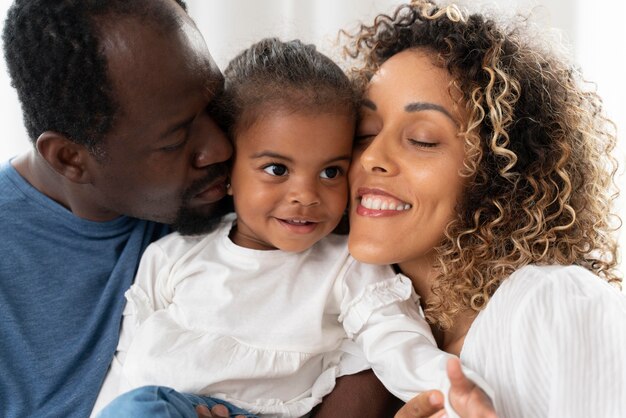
[171,196,234,235]
[170,162,234,235]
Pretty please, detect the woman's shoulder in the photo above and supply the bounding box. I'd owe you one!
[463,265,626,416]
[472,264,625,334]
[468,265,623,338]
[499,264,622,304]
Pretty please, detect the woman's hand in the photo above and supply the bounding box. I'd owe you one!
[394,390,446,418]
[446,357,496,417]
[395,358,496,418]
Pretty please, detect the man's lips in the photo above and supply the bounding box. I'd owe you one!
[191,176,228,204]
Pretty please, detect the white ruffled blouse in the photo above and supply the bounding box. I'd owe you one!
[95,214,478,417]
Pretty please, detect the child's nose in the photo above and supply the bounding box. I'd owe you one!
[288,179,320,207]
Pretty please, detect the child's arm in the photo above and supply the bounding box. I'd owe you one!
[93,241,177,413]
[115,241,176,363]
[338,262,494,417]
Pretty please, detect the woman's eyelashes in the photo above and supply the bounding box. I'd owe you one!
[354,134,376,148]
[407,138,437,148]
[353,133,438,150]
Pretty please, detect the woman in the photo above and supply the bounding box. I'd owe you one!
[344,1,626,417]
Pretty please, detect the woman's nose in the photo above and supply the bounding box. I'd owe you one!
[359,134,396,175]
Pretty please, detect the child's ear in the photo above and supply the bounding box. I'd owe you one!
[36,131,93,184]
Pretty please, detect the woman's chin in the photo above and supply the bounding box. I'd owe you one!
[348,235,395,265]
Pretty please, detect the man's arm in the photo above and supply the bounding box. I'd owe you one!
[311,370,403,418]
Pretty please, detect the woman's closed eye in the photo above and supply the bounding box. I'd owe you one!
[408,138,437,148]
[263,163,288,176]
[354,134,376,148]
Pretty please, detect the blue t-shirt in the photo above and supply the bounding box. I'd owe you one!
[0,160,169,418]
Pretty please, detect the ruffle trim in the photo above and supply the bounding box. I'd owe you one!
[213,358,340,417]
[339,274,415,338]
[124,286,155,325]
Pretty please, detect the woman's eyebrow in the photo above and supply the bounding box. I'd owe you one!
[361,99,377,111]
[405,102,457,126]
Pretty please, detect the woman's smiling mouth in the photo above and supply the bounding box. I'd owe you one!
[355,188,412,216]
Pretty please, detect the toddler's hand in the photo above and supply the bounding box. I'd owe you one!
[196,404,246,418]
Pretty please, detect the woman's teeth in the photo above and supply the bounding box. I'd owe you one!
[361,196,412,211]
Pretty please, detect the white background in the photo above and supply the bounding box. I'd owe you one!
[1,0,624,277]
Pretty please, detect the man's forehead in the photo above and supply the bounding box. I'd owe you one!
[100,15,220,88]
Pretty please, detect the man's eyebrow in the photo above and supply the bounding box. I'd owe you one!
[405,102,457,125]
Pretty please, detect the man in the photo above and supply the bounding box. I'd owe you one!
[1,1,233,416]
[0,1,397,417]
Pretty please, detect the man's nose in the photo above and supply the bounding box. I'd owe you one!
[192,111,232,168]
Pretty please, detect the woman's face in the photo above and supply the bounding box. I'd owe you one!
[348,49,467,267]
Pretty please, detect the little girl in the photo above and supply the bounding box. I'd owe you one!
[96,38,492,418]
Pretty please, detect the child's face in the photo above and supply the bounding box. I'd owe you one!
[229,111,354,252]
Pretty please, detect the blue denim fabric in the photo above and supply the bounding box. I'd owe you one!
[98,386,258,418]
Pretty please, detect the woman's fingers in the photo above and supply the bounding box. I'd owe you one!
[447,357,474,393]
[394,390,445,418]
[447,358,497,418]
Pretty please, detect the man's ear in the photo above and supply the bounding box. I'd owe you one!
[36,132,93,184]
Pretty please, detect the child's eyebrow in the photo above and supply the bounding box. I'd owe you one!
[323,155,352,165]
[250,151,292,161]
[250,152,351,165]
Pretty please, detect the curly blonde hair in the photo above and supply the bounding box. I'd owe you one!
[344,0,621,329]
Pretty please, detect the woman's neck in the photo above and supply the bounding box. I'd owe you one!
[397,256,437,308]
[397,256,475,356]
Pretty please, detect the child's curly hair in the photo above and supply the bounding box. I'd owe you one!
[344,0,621,329]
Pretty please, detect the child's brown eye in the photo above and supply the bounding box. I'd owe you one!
[263,164,288,176]
[320,167,342,179]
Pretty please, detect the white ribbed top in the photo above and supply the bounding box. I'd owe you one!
[461,264,626,417]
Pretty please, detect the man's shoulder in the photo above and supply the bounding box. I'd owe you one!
[0,160,23,205]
